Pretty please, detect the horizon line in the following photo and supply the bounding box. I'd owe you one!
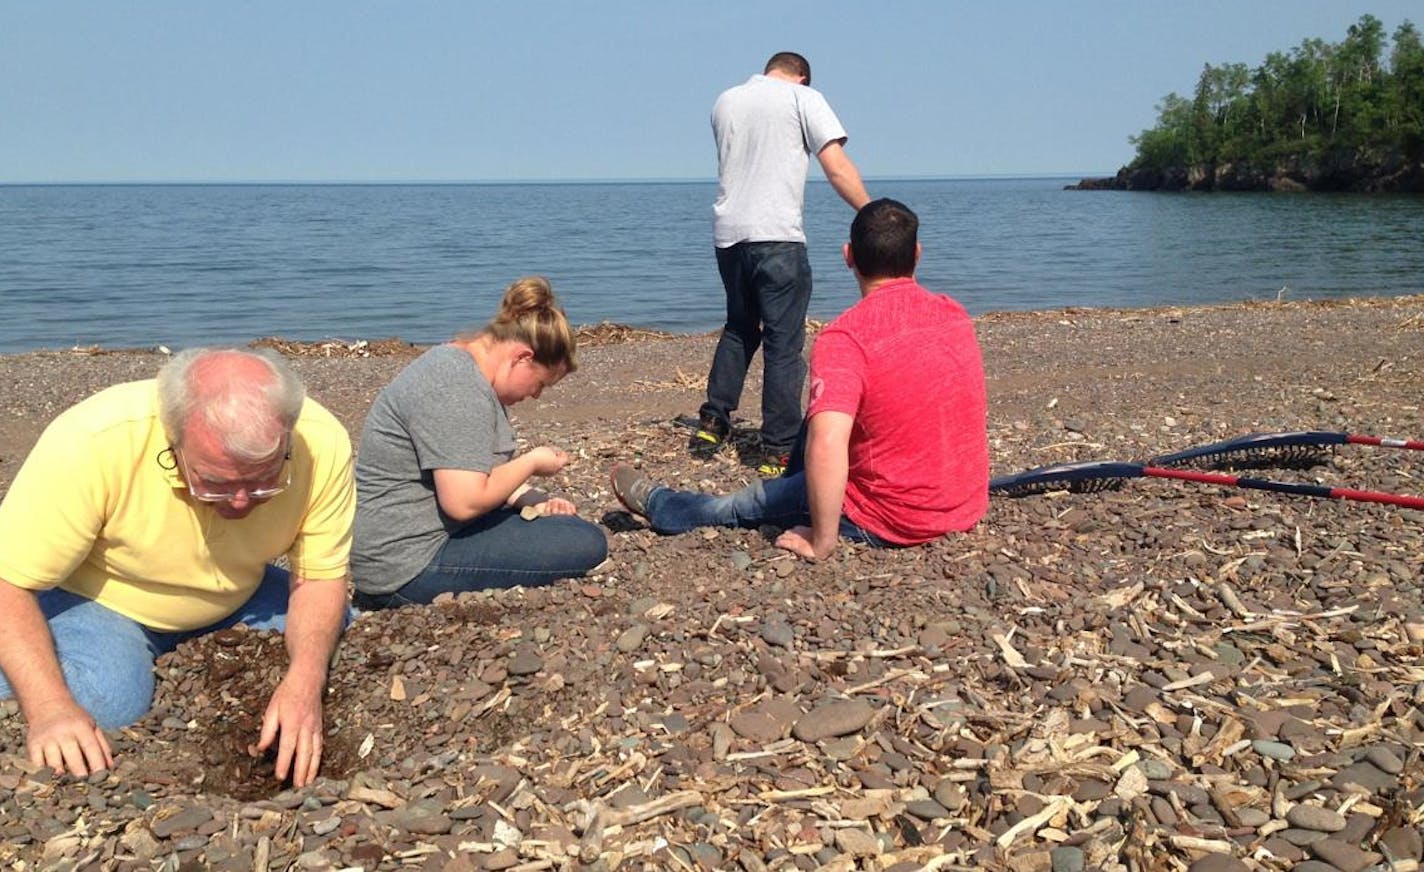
[0,171,1115,187]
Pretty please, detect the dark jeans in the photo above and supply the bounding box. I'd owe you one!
[353,509,608,609]
[700,241,812,451]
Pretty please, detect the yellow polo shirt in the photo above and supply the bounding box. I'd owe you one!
[0,379,354,632]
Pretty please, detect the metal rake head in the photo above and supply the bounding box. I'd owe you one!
[989,462,1138,497]
[1153,443,1332,472]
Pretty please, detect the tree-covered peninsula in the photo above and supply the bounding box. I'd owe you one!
[1074,14,1423,192]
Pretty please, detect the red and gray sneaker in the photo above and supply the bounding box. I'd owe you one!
[610,464,656,519]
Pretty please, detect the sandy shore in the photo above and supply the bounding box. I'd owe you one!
[1,296,1422,869]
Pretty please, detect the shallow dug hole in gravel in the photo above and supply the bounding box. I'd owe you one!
[1,297,1423,870]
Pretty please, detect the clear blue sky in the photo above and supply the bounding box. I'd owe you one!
[3,1,1418,183]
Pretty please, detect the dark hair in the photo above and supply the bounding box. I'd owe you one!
[464,276,577,373]
[764,51,811,85]
[849,199,919,280]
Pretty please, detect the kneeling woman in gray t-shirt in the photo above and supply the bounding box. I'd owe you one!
[350,276,608,608]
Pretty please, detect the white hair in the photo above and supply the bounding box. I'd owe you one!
[157,347,306,463]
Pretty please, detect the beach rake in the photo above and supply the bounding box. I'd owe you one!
[989,459,1424,510]
[1148,429,1424,471]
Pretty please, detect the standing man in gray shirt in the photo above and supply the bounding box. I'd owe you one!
[691,51,871,477]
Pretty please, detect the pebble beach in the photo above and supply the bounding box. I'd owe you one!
[1,296,1423,870]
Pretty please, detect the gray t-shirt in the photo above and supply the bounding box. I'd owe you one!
[352,344,516,594]
[711,74,849,248]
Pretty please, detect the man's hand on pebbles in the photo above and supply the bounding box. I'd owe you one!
[26,697,113,778]
[256,676,324,788]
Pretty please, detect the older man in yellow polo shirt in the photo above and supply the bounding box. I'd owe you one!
[0,347,354,788]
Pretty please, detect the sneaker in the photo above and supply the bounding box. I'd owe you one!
[689,414,730,455]
[610,464,656,519]
[753,448,790,478]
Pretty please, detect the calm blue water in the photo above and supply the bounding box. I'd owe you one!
[1,179,1421,353]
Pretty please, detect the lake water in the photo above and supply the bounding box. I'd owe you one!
[1,178,1421,353]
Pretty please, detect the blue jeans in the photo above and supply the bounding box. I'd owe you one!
[353,509,608,609]
[0,566,336,730]
[700,241,813,451]
[643,470,888,546]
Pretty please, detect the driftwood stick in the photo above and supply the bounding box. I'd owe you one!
[577,807,606,863]
[603,789,703,827]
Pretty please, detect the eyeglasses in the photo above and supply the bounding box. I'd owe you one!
[175,447,292,503]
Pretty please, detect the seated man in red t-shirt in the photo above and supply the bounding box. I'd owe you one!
[612,198,988,559]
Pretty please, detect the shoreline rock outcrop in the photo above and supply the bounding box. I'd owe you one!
[1069,147,1424,193]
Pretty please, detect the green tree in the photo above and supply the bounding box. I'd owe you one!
[1291,37,1333,144]
[1388,21,1424,155]
[1331,14,1386,142]
[1251,51,1294,145]
[1193,62,1252,159]
[1129,93,1193,168]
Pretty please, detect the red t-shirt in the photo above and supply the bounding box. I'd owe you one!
[807,277,988,544]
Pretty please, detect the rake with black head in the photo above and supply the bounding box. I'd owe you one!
[989,458,1424,509]
[1149,430,1424,471]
